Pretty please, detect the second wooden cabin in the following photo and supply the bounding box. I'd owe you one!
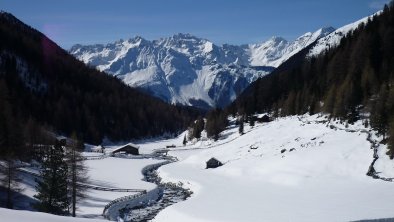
[206,157,223,169]
[112,144,140,155]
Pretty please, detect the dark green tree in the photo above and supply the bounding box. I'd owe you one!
[34,143,69,215]
[0,154,23,209]
[249,115,255,127]
[66,133,88,217]
[206,109,228,141]
[370,85,389,137]
[182,135,187,146]
[188,117,205,140]
[239,117,244,135]
[387,118,394,159]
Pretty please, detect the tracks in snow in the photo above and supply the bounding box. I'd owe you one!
[298,116,393,182]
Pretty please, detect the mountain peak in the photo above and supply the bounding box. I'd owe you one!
[268,36,287,43]
[127,35,148,44]
[71,27,334,108]
[171,33,199,40]
[316,26,336,37]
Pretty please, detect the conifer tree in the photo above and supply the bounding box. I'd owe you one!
[0,154,23,209]
[188,117,205,140]
[249,115,255,127]
[387,118,394,159]
[34,143,69,215]
[66,133,88,217]
[205,109,228,141]
[370,85,389,137]
[182,135,187,146]
[239,117,244,135]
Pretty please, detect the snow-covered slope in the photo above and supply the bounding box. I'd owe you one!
[11,152,163,218]
[70,29,333,108]
[135,115,394,222]
[249,27,334,67]
[0,208,105,222]
[308,12,380,57]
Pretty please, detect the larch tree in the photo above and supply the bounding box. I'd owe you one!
[387,118,394,159]
[66,132,88,217]
[239,116,244,135]
[0,154,23,209]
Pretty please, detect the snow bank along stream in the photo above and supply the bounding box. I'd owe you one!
[103,154,192,222]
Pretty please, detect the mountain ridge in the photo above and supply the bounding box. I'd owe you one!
[70,28,334,109]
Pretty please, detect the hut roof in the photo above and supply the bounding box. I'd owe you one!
[207,157,222,163]
[111,143,139,153]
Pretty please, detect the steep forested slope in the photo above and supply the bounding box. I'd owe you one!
[0,12,199,148]
[229,4,394,154]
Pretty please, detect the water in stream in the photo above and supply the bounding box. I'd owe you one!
[120,158,192,222]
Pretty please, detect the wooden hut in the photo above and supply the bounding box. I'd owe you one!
[206,157,223,169]
[112,144,139,155]
[257,114,271,123]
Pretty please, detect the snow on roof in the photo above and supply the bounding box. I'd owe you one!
[110,143,140,153]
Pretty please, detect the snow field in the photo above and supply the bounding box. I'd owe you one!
[151,115,394,222]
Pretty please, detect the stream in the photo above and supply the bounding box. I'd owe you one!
[119,156,193,222]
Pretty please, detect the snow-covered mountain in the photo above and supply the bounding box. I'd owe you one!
[308,12,380,57]
[70,29,334,109]
[248,27,334,67]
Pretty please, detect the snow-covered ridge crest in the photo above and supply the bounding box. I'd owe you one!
[248,27,335,67]
[70,28,334,108]
[308,11,382,57]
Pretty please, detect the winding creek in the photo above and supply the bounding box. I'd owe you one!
[117,155,193,222]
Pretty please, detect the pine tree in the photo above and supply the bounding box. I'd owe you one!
[239,117,244,135]
[187,117,205,140]
[194,117,205,139]
[370,84,389,137]
[205,109,228,141]
[0,154,23,209]
[0,81,24,158]
[249,115,255,127]
[66,133,88,217]
[387,118,394,159]
[34,143,69,215]
[182,135,187,146]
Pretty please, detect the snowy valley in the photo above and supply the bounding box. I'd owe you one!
[1,1,394,222]
[4,114,394,222]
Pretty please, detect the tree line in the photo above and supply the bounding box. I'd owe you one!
[0,12,200,146]
[0,130,87,217]
[0,11,201,216]
[206,3,394,156]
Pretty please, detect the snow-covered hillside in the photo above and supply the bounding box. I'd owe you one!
[249,27,334,67]
[0,208,105,222]
[70,29,333,108]
[308,12,380,57]
[11,152,164,219]
[135,115,394,222]
[4,114,394,222]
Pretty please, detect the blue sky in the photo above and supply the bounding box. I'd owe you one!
[1,0,390,49]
